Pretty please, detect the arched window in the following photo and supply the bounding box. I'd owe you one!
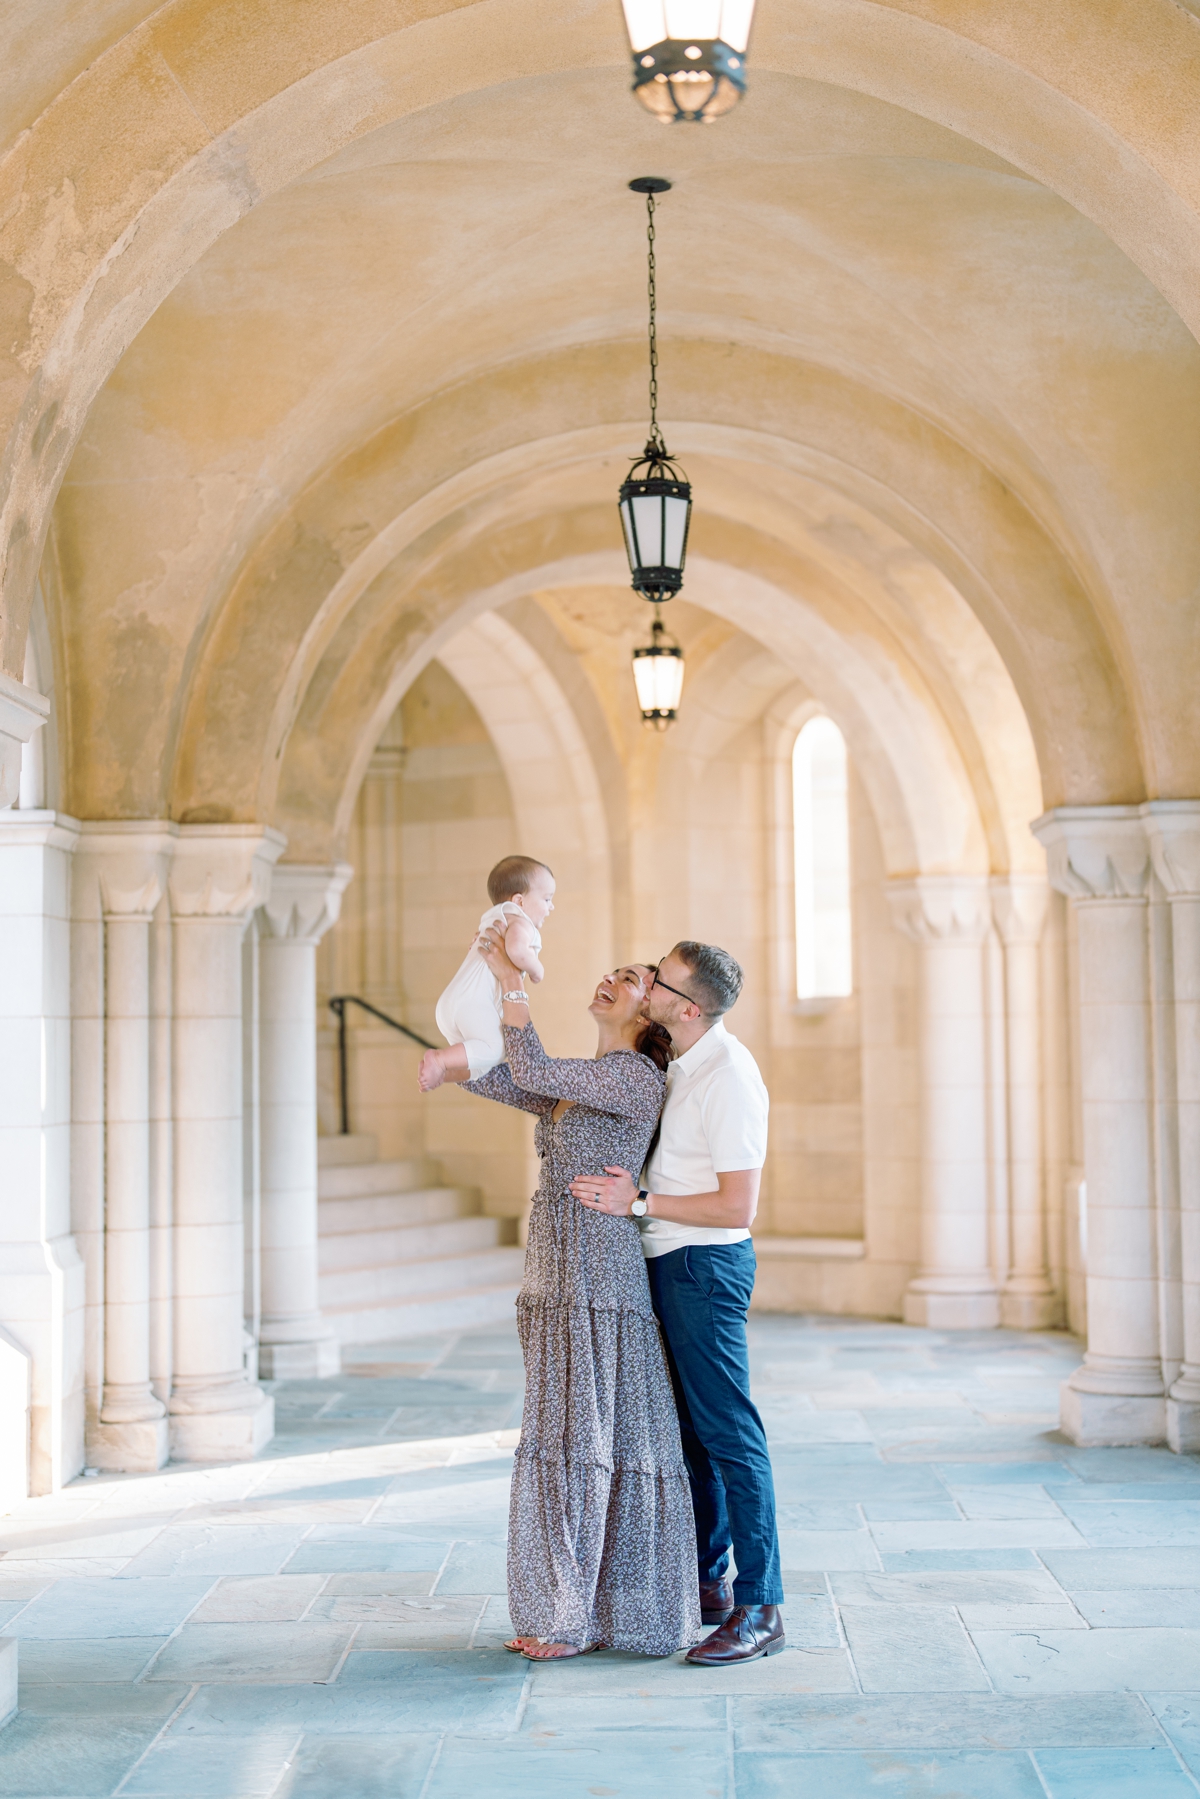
[792,715,852,999]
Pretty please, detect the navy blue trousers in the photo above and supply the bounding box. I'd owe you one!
[646,1240,784,1606]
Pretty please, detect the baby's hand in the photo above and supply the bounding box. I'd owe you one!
[418,1050,446,1092]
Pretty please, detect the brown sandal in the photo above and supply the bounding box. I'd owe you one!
[520,1639,604,1661]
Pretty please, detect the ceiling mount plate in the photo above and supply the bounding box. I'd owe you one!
[628,177,672,194]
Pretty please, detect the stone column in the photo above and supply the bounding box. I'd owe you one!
[167,825,284,1461]
[992,875,1058,1329]
[257,863,351,1380]
[888,877,999,1329]
[0,672,50,810]
[1034,807,1164,1445]
[0,810,85,1495]
[1144,802,1200,1452]
[77,826,175,1471]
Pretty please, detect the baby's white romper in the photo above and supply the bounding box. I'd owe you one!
[434,901,542,1079]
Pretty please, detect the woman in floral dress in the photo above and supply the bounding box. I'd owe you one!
[456,950,701,1662]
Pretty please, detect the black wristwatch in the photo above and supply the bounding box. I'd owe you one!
[630,1188,650,1218]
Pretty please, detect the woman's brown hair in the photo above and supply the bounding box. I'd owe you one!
[634,1018,674,1074]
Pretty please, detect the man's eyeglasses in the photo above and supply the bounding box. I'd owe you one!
[650,968,699,1006]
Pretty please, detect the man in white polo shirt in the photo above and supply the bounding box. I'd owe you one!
[571,941,783,1666]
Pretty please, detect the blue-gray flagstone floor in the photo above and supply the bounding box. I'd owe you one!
[2,1314,1200,1797]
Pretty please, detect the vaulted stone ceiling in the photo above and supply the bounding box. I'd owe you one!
[5,0,1200,862]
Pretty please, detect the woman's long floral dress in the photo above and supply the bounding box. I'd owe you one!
[466,1022,701,1655]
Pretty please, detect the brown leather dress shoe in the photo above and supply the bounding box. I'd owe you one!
[685,1604,785,1665]
[698,1578,735,1626]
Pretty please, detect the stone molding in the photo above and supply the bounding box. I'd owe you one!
[989,873,1050,946]
[1142,800,1200,900]
[0,809,79,852]
[259,861,352,945]
[1032,805,1150,902]
[168,825,286,920]
[0,672,50,811]
[886,875,991,944]
[76,822,177,921]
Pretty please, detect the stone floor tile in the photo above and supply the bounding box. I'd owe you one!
[318,1571,439,1598]
[1,1525,164,1563]
[353,1608,486,1650]
[1072,1590,1200,1627]
[860,1500,962,1521]
[783,1594,841,1647]
[778,1529,881,1571]
[0,1716,163,1796]
[8,1575,213,1637]
[523,1645,856,1696]
[148,1621,354,1683]
[14,1681,188,1719]
[952,1486,1066,1520]
[425,1726,730,1798]
[171,1667,524,1736]
[958,1603,1086,1631]
[880,1549,1043,1571]
[1147,1695,1200,1776]
[734,1747,1046,1797]
[1062,1482,1200,1502]
[121,1733,302,1796]
[282,1531,451,1574]
[732,1691,1164,1750]
[838,1602,990,1692]
[1041,1549,1200,1589]
[776,1502,865,1530]
[190,1574,328,1621]
[1054,1500,1200,1547]
[15,1635,166,1682]
[121,1524,309,1578]
[1033,1745,1199,1797]
[831,1570,1067,1606]
[274,1732,441,1798]
[1064,1449,1200,1482]
[433,1539,508,1592]
[780,1571,831,1594]
[934,1462,1079,1485]
[870,1520,1086,1552]
[520,1693,728,1732]
[310,1591,479,1628]
[975,1627,1200,1693]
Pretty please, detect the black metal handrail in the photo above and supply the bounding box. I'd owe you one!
[328,995,437,1136]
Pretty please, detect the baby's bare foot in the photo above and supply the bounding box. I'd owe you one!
[418,1050,445,1092]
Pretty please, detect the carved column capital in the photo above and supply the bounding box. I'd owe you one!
[886,875,991,945]
[989,874,1050,946]
[1141,801,1200,900]
[259,862,353,946]
[168,826,286,921]
[0,671,50,810]
[76,822,178,921]
[1031,806,1150,903]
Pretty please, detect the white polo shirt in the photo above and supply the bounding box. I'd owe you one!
[638,1019,769,1260]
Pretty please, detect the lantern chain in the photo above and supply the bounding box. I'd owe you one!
[646,190,663,457]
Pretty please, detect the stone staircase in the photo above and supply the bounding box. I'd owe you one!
[317,1135,526,1342]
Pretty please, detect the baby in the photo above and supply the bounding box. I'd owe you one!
[419,855,556,1091]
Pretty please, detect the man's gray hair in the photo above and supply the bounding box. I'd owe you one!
[672,941,744,1018]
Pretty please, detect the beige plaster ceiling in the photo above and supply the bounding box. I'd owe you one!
[6,0,1200,866]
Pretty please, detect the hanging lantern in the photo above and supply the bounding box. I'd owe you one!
[619,178,692,606]
[632,608,685,730]
[620,0,756,123]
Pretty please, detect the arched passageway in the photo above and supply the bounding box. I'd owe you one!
[2,0,1200,1505]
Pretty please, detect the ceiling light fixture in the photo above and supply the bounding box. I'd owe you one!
[620,0,756,123]
[620,178,689,729]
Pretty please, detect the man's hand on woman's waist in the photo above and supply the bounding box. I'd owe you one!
[571,1167,761,1229]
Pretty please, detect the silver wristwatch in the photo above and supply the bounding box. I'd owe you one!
[630,1189,650,1218]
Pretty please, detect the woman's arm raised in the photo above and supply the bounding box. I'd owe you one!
[462,1062,554,1116]
[502,1022,663,1122]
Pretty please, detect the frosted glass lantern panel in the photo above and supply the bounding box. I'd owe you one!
[633,649,684,713]
[793,716,853,999]
[622,0,755,50]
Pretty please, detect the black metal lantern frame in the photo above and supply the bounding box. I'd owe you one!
[630,38,746,124]
[619,178,693,606]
